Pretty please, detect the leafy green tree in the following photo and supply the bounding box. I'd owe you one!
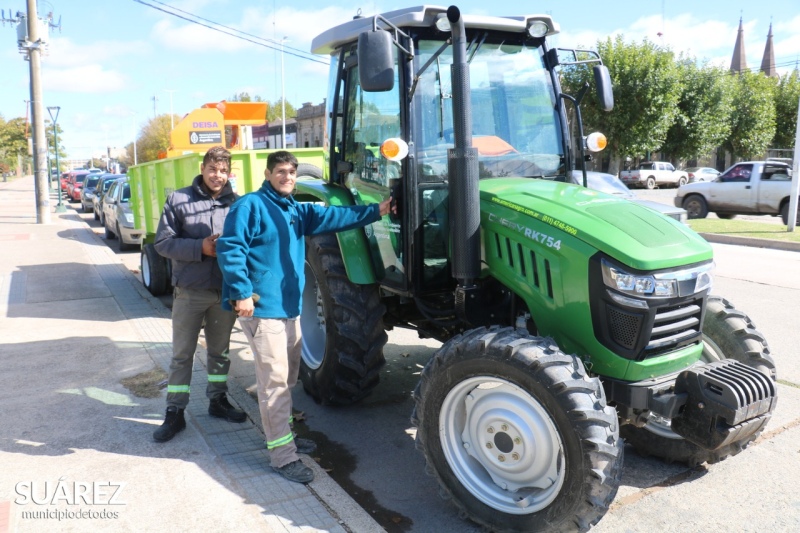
[661,60,734,163]
[773,70,800,150]
[724,71,777,160]
[563,36,682,174]
[136,114,174,163]
[0,116,30,174]
[267,98,296,122]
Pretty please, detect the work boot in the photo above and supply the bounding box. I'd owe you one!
[153,406,186,442]
[273,460,314,484]
[208,394,247,423]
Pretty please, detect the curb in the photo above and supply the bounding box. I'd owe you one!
[699,232,800,252]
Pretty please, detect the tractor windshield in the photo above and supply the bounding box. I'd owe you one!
[415,38,564,181]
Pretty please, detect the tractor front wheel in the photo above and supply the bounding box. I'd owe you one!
[413,326,623,532]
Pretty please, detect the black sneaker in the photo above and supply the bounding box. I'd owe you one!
[209,394,247,423]
[273,460,314,484]
[153,406,186,442]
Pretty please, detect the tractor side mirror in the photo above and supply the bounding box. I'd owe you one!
[593,65,614,112]
[358,30,394,92]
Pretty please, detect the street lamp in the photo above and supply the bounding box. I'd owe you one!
[132,113,138,166]
[47,106,66,213]
[281,36,288,149]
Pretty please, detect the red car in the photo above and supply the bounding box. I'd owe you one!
[66,171,91,202]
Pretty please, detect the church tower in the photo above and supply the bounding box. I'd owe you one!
[730,17,747,73]
[760,22,777,77]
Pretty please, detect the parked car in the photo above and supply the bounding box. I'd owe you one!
[570,170,688,223]
[60,170,80,192]
[66,171,91,202]
[619,161,689,189]
[80,174,110,213]
[684,166,720,183]
[102,177,143,251]
[675,160,796,223]
[93,174,122,221]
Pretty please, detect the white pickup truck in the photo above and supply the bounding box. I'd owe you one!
[674,160,798,224]
[619,161,689,189]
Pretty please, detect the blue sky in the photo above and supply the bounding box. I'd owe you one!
[2,0,798,160]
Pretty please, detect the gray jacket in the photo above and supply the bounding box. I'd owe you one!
[154,174,237,290]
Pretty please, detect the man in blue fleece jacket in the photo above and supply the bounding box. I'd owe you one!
[217,150,391,484]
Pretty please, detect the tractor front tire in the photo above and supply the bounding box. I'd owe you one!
[621,295,776,466]
[299,232,388,405]
[413,326,623,533]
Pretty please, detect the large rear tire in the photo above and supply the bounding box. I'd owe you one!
[299,232,388,405]
[621,295,776,466]
[141,244,169,296]
[413,326,623,533]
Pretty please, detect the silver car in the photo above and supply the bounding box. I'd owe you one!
[684,167,720,183]
[102,177,143,251]
[570,170,688,223]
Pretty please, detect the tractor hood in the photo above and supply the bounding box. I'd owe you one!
[479,178,712,271]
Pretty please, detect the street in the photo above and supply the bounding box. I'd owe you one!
[72,195,800,532]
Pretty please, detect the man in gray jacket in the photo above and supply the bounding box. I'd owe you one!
[152,146,246,442]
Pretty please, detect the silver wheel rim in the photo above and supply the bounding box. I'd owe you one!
[141,251,151,286]
[439,377,565,514]
[300,261,326,369]
[685,199,702,218]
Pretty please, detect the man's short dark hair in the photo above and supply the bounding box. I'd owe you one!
[203,146,232,170]
[267,150,298,172]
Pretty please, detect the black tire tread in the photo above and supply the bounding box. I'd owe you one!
[300,232,387,405]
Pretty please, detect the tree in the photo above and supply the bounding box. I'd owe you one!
[229,92,265,103]
[267,98,296,122]
[661,60,734,163]
[773,70,800,150]
[0,116,30,174]
[136,114,174,163]
[724,71,777,161]
[564,36,682,174]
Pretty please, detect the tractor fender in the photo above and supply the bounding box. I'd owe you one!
[294,179,377,284]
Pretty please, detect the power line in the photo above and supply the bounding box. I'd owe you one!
[131,0,329,65]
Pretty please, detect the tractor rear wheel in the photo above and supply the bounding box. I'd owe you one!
[620,295,776,466]
[299,232,388,405]
[413,326,623,532]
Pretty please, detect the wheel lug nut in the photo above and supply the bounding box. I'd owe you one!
[486,442,493,449]
[514,437,521,445]
[487,427,495,434]
[501,424,508,431]
[512,453,520,460]
[498,455,505,462]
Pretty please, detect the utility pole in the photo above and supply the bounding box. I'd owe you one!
[3,3,60,223]
[152,94,158,119]
[165,89,177,130]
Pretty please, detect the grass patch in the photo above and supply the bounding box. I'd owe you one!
[120,367,168,398]
[687,218,800,244]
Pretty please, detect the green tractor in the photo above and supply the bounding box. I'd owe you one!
[294,5,777,531]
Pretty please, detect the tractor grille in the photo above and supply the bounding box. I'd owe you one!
[606,305,643,350]
[644,301,702,357]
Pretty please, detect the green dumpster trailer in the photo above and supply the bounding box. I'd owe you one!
[129,147,325,296]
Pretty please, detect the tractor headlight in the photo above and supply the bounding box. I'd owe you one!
[601,259,714,300]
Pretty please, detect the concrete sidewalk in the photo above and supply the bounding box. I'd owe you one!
[0,175,382,533]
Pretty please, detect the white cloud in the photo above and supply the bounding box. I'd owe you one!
[42,65,127,93]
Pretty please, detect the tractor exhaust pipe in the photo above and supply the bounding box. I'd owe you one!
[446,5,480,295]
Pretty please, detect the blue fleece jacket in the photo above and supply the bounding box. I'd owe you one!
[216,180,381,318]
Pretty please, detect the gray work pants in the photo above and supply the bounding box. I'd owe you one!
[239,317,301,469]
[166,287,237,409]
